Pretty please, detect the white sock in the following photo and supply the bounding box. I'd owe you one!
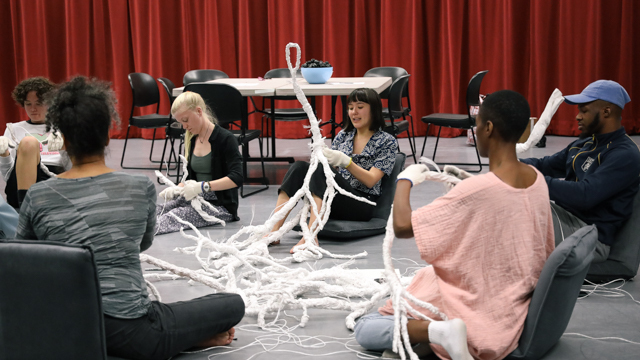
[428,319,474,360]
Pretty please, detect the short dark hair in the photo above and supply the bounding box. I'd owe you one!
[344,88,385,132]
[46,76,120,160]
[11,77,55,107]
[478,90,530,143]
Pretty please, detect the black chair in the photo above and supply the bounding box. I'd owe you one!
[183,69,229,86]
[0,240,108,359]
[384,75,417,163]
[157,77,185,182]
[257,68,312,157]
[121,73,172,170]
[364,66,413,123]
[184,83,269,197]
[420,70,489,172]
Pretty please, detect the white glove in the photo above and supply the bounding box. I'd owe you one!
[46,131,64,151]
[323,148,351,168]
[158,186,183,200]
[443,165,473,181]
[396,164,429,187]
[183,180,204,201]
[0,136,16,156]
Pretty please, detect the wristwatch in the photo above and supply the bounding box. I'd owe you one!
[201,181,211,193]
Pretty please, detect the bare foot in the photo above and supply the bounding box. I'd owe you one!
[290,237,318,254]
[196,327,235,347]
[263,233,280,246]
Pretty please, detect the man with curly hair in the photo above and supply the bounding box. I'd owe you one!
[0,77,71,209]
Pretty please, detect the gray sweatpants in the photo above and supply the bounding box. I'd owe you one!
[550,202,609,263]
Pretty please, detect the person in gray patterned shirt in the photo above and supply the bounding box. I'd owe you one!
[17,76,244,360]
[270,88,398,253]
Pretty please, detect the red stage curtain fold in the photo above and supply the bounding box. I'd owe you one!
[1,0,639,140]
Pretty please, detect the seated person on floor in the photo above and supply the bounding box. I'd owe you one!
[268,88,398,253]
[0,77,70,209]
[520,80,640,263]
[156,90,243,235]
[354,90,555,360]
[16,77,244,360]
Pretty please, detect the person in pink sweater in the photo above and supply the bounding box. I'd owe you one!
[354,90,555,360]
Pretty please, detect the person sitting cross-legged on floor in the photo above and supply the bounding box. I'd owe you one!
[520,80,640,263]
[155,90,242,235]
[354,90,555,360]
[268,88,398,253]
[16,76,245,360]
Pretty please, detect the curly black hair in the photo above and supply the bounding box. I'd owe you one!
[46,76,120,160]
[11,77,55,107]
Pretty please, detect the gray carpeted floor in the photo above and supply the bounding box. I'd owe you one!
[4,134,640,359]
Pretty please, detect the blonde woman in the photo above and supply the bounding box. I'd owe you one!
[156,91,242,234]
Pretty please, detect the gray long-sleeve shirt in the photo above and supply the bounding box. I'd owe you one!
[17,172,156,319]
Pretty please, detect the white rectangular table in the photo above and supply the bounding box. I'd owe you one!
[172,78,292,97]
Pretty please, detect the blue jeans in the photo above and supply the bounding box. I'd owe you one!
[354,312,396,351]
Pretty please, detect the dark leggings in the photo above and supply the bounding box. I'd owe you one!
[279,161,378,221]
[104,293,245,360]
[5,155,64,209]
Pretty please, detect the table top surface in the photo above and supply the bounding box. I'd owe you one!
[172,76,392,97]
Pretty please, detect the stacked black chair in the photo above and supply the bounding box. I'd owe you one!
[420,70,488,172]
[184,83,269,197]
[183,69,229,86]
[257,68,312,158]
[121,73,172,170]
[384,75,417,163]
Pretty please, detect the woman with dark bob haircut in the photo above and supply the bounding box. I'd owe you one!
[17,76,244,360]
[269,88,398,253]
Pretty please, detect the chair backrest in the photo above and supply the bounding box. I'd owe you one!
[265,68,302,79]
[372,152,406,219]
[157,77,177,106]
[128,72,161,109]
[0,240,108,359]
[387,75,411,119]
[364,66,409,100]
[184,83,245,129]
[465,70,489,117]
[506,225,597,360]
[183,69,229,86]
[587,190,640,281]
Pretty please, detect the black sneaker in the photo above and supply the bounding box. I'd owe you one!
[535,136,546,148]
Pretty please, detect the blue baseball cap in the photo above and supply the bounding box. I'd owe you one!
[564,80,631,109]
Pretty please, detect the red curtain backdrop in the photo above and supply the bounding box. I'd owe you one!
[1,0,638,140]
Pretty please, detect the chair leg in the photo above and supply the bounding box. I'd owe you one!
[470,127,483,173]
[149,128,159,163]
[157,136,170,183]
[121,125,165,170]
[420,124,431,158]
[404,114,417,163]
[240,138,269,198]
[432,126,442,161]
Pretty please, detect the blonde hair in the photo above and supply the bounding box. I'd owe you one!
[171,91,218,161]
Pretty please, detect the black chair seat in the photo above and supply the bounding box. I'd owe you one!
[231,129,261,143]
[130,114,171,128]
[421,113,474,129]
[385,119,409,134]
[262,107,309,120]
[382,107,410,118]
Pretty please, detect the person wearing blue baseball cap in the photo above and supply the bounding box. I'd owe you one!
[521,80,640,262]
